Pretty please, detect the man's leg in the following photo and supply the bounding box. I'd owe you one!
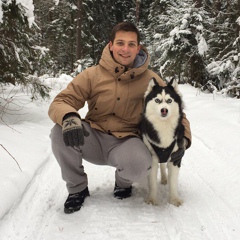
[51,123,152,200]
[50,122,105,194]
[108,137,152,188]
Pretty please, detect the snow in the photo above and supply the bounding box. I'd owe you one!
[0,1,2,23]
[180,18,189,30]
[17,0,35,27]
[236,16,240,25]
[32,46,49,58]
[153,33,162,39]
[53,0,60,6]
[196,33,208,55]
[169,15,209,56]
[0,74,240,240]
[0,0,34,27]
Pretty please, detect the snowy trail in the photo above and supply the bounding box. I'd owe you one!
[1,84,240,240]
[1,136,240,240]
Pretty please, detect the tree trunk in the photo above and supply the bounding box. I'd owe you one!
[70,11,74,72]
[77,0,82,60]
[136,0,140,25]
[236,0,240,39]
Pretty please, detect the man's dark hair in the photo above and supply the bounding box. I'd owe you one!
[110,22,141,45]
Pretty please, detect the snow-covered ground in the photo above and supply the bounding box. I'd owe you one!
[0,74,240,240]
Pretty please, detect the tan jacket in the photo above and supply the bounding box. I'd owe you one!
[49,44,192,147]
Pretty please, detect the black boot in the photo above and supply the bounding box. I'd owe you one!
[114,183,132,199]
[64,187,90,213]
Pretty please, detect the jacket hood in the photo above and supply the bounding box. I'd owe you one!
[99,43,150,79]
[133,49,147,68]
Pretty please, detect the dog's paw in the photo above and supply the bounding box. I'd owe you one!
[145,197,158,206]
[169,197,183,207]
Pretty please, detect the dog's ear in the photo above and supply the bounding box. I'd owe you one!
[168,77,178,88]
[168,77,182,97]
[144,78,159,97]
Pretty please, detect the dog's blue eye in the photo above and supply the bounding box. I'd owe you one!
[166,99,172,104]
[155,98,161,104]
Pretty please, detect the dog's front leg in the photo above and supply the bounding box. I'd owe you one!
[160,163,167,185]
[167,162,183,207]
[146,155,159,205]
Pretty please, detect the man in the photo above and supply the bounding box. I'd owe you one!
[49,22,191,214]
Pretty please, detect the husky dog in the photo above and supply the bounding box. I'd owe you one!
[141,77,186,207]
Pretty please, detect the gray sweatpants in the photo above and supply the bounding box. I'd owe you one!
[51,122,152,194]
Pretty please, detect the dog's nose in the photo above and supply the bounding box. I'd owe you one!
[161,108,168,116]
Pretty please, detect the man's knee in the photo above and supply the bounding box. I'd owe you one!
[50,124,66,156]
[51,123,62,138]
[117,152,152,182]
[51,124,64,144]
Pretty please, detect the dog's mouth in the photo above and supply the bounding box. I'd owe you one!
[161,108,168,117]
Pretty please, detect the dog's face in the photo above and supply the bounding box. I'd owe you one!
[144,78,182,121]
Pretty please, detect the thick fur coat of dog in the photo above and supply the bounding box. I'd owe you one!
[141,78,186,206]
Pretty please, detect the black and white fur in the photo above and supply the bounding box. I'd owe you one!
[141,77,185,206]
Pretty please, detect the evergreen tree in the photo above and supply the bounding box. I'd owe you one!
[134,0,152,46]
[4,0,237,97]
[35,0,78,73]
[0,0,49,86]
[204,0,240,97]
[34,0,136,72]
[146,0,209,85]
[82,0,136,64]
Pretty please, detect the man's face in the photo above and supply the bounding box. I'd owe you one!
[109,30,140,68]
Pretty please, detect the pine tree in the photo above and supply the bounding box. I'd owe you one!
[33,0,138,74]
[204,0,240,97]
[0,0,49,85]
[146,0,209,86]
[73,0,136,67]
[134,0,152,46]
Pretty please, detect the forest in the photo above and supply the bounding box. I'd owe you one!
[0,0,240,99]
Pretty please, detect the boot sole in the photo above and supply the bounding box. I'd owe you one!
[64,206,81,214]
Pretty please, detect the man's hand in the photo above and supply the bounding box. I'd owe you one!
[62,113,89,147]
[170,138,188,167]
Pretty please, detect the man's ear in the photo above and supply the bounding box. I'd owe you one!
[137,44,141,53]
[109,41,113,51]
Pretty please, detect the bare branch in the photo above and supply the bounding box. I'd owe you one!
[0,85,29,127]
[0,144,23,172]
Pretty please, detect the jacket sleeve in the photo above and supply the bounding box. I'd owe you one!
[48,69,91,126]
[182,113,192,148]
[152,73,192,148]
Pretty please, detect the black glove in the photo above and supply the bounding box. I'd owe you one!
[170,138,188,167]
[170,147,184,167]
[62,113,89,147]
